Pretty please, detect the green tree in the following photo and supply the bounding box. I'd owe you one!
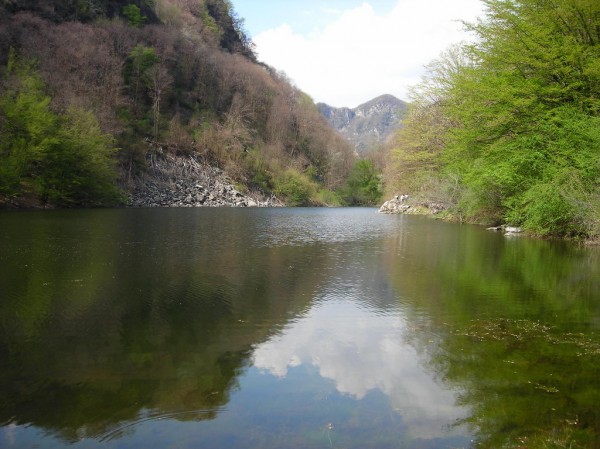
[40,107,122,206]
[123,45,171,140]
[447,0,600,235]
[122,4,146,27]
[385,45,473,210]
[388,0,600,237]
[0,52,122,206]
[340,159,383,206]
[0,51,60,196]
[273,169,315,206]
[124,45,159,116]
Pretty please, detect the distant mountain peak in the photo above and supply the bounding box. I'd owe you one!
[318,95,408,154]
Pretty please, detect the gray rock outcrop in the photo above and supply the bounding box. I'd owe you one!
[318,94,408,155]
[378,196,411,214]
[127,153,281,208]
[378,195,448,215]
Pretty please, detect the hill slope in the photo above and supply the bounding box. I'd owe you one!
[318,94,408,154]
[0,0,355,207]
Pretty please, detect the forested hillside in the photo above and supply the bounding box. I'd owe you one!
[386,0,600,238]
[0,0,356,207]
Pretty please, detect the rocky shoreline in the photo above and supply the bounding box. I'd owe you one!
[378,195,530,237]
[127,153,282,208]
[378,195,448,215]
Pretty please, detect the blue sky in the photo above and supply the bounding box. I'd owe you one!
[231,1,484,107]
[233,0,398,37]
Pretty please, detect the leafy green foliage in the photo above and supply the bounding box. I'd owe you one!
[387,0,600,237]
[0,53,122,206]
[315,188,343,206]
[124,45,159,108]
[122,4,146,27]
[273,169,316,206]
[40,107,122,205]
[339,159,383,206]
[0,52,58,195]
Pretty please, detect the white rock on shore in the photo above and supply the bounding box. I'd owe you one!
[378,196,411,214]
[378,195,448,215]
[487,225,524,236]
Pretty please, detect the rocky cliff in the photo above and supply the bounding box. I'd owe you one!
[128,151,282,208]
[318,94,408,154]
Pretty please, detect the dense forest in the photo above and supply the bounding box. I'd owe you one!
[386,0,600,239]
[0,0,359,207]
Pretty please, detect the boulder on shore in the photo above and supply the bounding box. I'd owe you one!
[378,196,411,214]
[378,195,448,215]
[487,225,524,236]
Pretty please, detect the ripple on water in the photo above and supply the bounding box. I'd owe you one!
[254,208,404,247]
[97,408,224,442]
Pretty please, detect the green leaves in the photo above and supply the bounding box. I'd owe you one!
[389,0,600,236]
[339,159,383,206]
[40,107,121,206]
[122,4,146,28]
[0,53,59,195]
[273,169,315,206]
[0,53,122,206]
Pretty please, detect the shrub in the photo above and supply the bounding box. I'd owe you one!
[273,169,315,206]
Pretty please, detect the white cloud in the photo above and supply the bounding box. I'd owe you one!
[320,7,342,15]
[253,0,484,107]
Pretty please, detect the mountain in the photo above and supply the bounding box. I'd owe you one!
[0,0,356,208]
[318,94,408,154]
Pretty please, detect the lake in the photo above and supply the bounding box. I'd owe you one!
[1,207,599,449]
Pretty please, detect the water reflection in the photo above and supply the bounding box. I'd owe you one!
[253,294,468,440]
[1,208,599,449]
[0,209,329,446]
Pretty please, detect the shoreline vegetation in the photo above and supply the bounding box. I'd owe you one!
[378,193,600,245]
[384,0,600,241]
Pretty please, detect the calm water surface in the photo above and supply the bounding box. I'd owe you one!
[1,208,599,449]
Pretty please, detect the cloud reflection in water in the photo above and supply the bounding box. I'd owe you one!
[252,292,468,439]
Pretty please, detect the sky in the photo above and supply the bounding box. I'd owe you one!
[232,0,485,108]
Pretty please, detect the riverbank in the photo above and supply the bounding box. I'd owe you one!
[378,195,600,244]
[378,196,448,216]
[0,153,283,210]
